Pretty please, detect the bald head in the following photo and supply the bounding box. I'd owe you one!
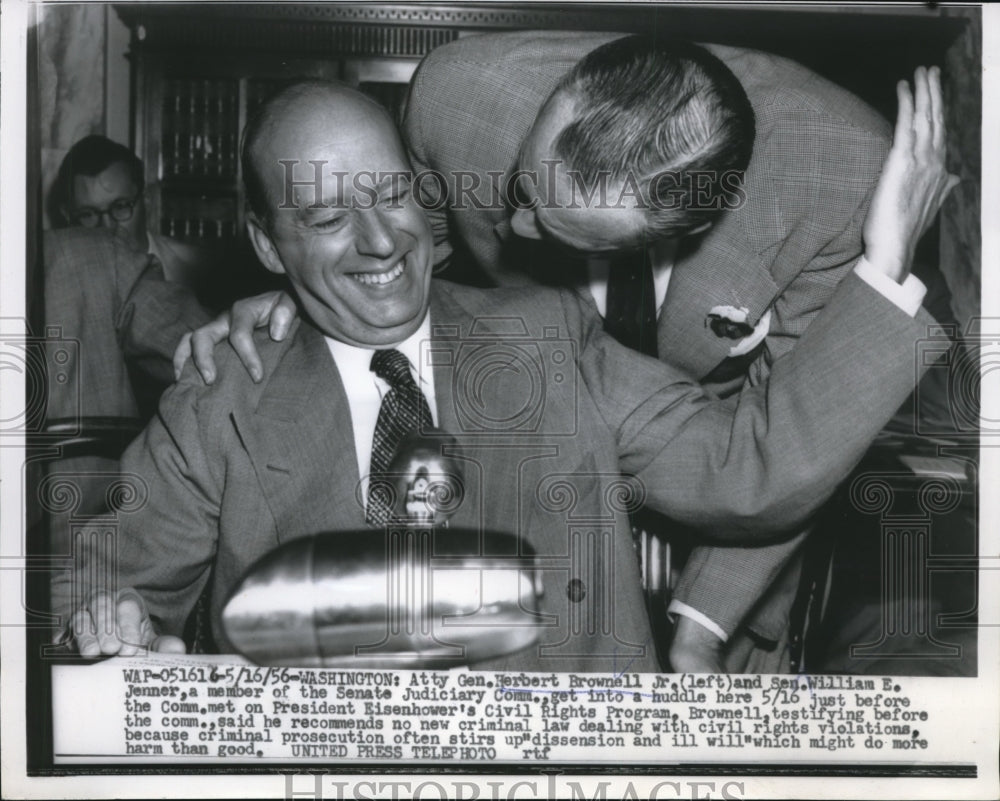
[240,79,434,348]
[242,81,406,226]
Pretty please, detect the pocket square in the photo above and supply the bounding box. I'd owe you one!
[705,306,772,358]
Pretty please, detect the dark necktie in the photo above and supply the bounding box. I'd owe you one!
[603,251,659,358]
[366,348,433,526]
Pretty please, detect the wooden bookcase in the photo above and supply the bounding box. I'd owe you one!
[117,4,479,246]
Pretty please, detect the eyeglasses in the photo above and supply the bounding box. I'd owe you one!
[71,197,139,228]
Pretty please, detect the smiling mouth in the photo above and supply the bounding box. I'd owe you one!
[350,258,406,287]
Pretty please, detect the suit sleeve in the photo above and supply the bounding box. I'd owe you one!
[401,62,454,270]
[113,238,212,386]
[743,115,891,386]
[675,181,880,636]
[751,190,880,384]
[111,378,223,637]
[671,107,892,633]
[573,273,937,538]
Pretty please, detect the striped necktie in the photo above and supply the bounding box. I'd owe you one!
[366,348,433,526]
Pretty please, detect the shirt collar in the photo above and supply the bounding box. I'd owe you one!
[145,231,164,262]
[586,252,675,320]
[323,313,434,389]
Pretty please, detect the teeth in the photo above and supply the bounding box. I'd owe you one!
[352,260,405,286]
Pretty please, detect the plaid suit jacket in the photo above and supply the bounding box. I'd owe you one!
[402,31,894,641]
[44,227,211,422]
[403,31,891,384]
[83,276,933,672]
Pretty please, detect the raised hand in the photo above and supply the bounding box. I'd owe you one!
[863,66,961,283]
[172,290,297,384]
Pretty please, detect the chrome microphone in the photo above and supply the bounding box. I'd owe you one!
[221,429,543,668]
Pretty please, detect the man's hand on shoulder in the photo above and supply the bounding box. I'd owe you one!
[863,66,960,284]
[68,588,185,657]
[173,290,298,384]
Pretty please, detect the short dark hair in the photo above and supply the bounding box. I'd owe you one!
[552,36,755,242]
[49,135,145,227]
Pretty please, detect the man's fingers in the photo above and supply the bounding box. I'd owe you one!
[893,79,914,150]
[269,305,292,341]
[115,592,150,657]
[190,312,235,385]
[190,317,230,385]
[69,590,160,657]
[150,635,187,654]
[928,66,945,150]
[229,328,263,383]
[71,608,101,657]
[89,591,122,654]
[229,300,269,382]
[912,66,932,153]
[231,294,275,331]
[269,292,297,341]
[173,332,193,381]
[912,66,930,118]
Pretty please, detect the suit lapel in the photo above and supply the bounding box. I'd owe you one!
[426,285,485,534]
[658,217,779,380]
[427,287,461,438]
[495,203,780,380]
[234,323,365,541]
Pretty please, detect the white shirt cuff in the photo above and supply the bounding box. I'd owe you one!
[667,599,729,642]
[853,257,926,317]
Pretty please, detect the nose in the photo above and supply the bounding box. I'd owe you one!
[355,208,396,258]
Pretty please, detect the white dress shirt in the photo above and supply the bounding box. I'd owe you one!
[585,256,675,321]
[324,315,438,507]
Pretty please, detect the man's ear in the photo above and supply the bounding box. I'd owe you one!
[510,208,544,241]
[247,215,286,275]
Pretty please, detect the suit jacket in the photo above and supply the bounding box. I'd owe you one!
[403,31,890,390]
[44,227,212,421]
[95,275,932,672]
[41,227,212,549]
[147,231,240,313]
[148,232,214,288]
[403,32,893,643]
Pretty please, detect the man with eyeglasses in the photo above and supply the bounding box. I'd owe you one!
[41,139,214,547]
[49,135,216,298]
